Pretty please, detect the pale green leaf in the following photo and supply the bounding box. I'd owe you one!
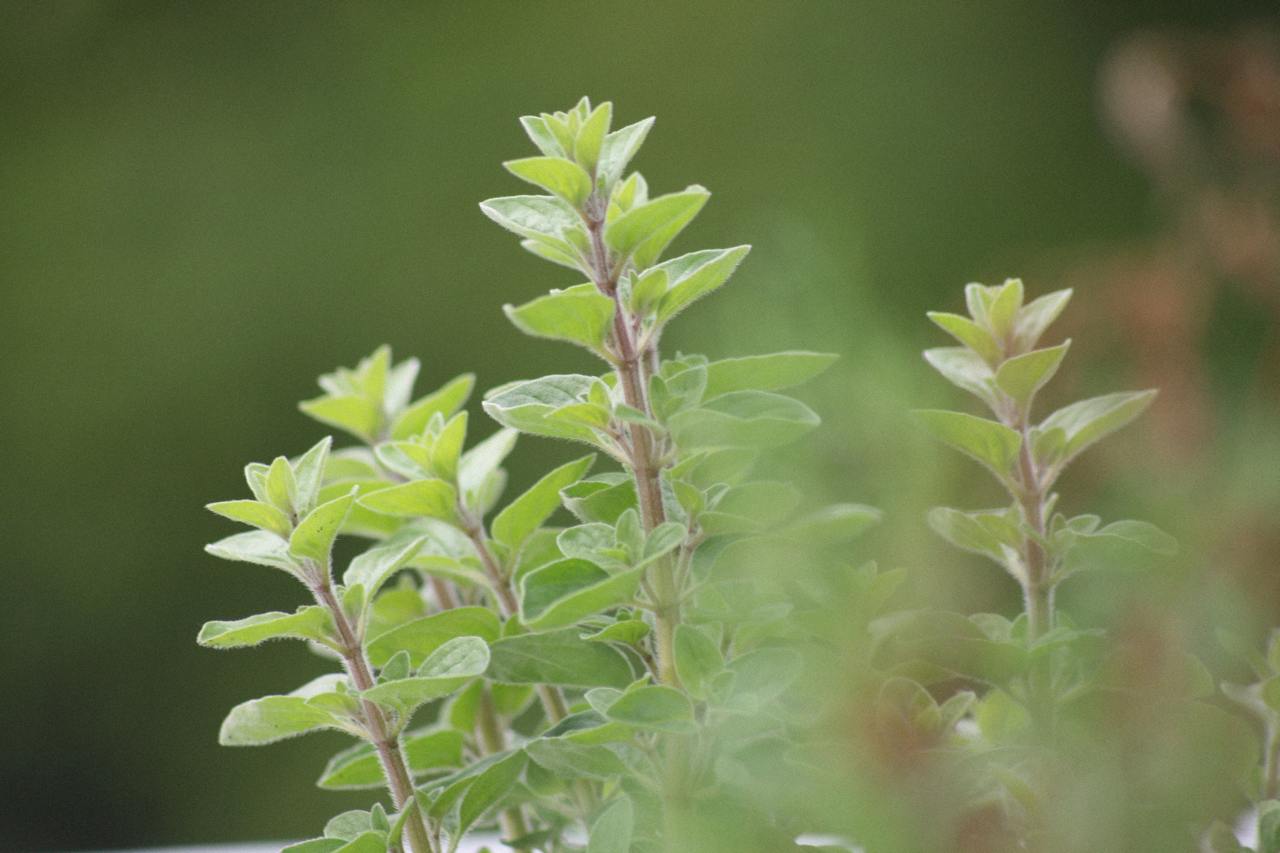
[674,625,723,701]
[504,284,616,352]
[597,117,654,187]
[205,529,298,574]
[292,436,333,517]
[199,606,334,649]
[994,341,1070,412]
[218,677,348,746]
[483,374,603,445]
[289,489,357,562]
[702,351,837,400]
[927,311,1001,364]
[479,194,579,245]
[390,374,476,441]
[505,156,592,206]
[1014,288,1072,352]
[915,409,1022,480]
[487,628,634,688]
[493,454,596,551]
[1039,390,1157,469]
[605,187,708,263]
[668,391,820,450]
[575,101,612,175]
[922,347,997,406]
[362,636,491,716]
[520,560,645,631]
[206,499,292,539]
[457,751,528,838]
[654,246,751,325]
[299,395,381,445]
[367,606,502,668]
[587,796,634,853]
[342,535,427,599]
[357,479,458,523]
[605,685,695,733]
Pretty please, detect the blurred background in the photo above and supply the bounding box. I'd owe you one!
[2,1,1279,849]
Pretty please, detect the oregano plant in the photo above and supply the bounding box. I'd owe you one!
[201,98,872,853]
[200,98,1259,853]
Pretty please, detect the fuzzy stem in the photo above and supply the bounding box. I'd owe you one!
[310,577,434,853]
[476,687,532,845]
[1014,421,1053,736]
[1264,722,1280,803]
[584,213,682,688]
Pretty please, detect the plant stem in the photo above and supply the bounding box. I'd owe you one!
[1014,423,1053,736]
[476,687,532,845]
[458,515,596,817]
[1264,722,1280,802]
[309,576,434,853]
[583,213,682,688]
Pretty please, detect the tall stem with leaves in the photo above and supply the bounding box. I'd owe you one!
[481,97,860,849]
[202,436,441,853]
[919,279,1167,735]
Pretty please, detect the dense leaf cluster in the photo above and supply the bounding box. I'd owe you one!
[200,99,1270,853]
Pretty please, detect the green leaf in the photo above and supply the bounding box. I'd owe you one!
[198,606,334,650]
[1038,390,1157,470]
[318,728,465,790]
[488,628,635,688]
[927,507,1022,572]
[654,246,751,326]
[1261,800,1280,853]
[915,409,1022,481]
[587,796,634,853]
[927,311,1001,364]
[505,156,592,206]
[218,677,349,746]
[390,373,476,441]
[358,479,458,523]
[605,187,709,266]
[299,395,381,445]
[1014,288,1072,352]
[494,454,596,551]
[479,194,579,246]
[779,503,882,544]
[289,489,357,563]
[457,751,528,839]
[265,455,298,514]
[669,391,820,449]
[367,607,502,668]
[989,279,1024,334]
[205,529,298,574]
[597,117,654,187]
[702,351,837,399]
[520,560,645,631]
[281,840,343,853]
[605,685,695,733]
[575,101,612,175]
[526,736,627,779]
[994,341,1070,413]
[520,115,565,158]
[362,636,491,716]
[483,374,603,445]
[342,535,427,600]
[206,499,293,539]
[504,284,616,353]
[922,347,997,406]
[674,625,724,701]
[292,436,333,517]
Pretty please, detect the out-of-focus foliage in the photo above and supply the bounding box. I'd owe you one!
[3,1,1280,850]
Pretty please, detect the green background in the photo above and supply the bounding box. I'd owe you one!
[3,1,1276,849]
